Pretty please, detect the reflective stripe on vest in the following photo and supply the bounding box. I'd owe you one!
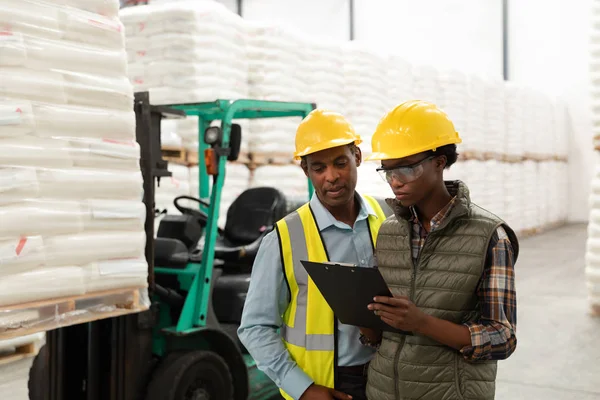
[275,195,385,399]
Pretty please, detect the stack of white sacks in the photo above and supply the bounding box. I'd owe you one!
[252,165,308,204]
[355,162,392,200]
[464,75,486,155]
[115,4,570,236]
[0,0,147,309]
[342,43,389,156]
[587,159,600,315]
[386,56,414,109]
[119,1,248,105]
[411,65,439,107]
[301,38,346,112]
[246,23,307,163]
[586,0,600,316]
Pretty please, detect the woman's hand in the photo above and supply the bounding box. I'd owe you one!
[368,295,429,332]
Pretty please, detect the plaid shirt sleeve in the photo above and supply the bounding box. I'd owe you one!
[460,226,517,361]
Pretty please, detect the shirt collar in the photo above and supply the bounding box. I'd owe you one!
[409,195,458,232]
[309,192,378,231]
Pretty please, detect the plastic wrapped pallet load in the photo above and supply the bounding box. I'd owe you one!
[503,162,523,233]
[246,23,307,163]
[0,0,149,336]
[482,78,506,157]
[386,55,414,109]
[436,69,468,147]
[586,160,600,316]
[464,74,486,155]
[301,38,346,112]
[119,1,249,105]
[411,64,439,106]
[342,42,389,156]
[355,162,391,200]
[504,82,525,161]
[252,165,308,207]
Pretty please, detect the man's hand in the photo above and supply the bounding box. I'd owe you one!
[299,384,352,400]
[368,295,428,332]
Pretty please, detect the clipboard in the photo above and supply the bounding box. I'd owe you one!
[301,260,412,335]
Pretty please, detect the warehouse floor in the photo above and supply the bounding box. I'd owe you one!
[495,223,600,399]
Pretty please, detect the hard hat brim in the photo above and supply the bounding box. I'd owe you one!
[364,137,462,161]
[294,137,363,160]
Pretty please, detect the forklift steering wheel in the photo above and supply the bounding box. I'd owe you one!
[173,195,210,227]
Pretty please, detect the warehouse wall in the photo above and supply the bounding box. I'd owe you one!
[509,0,593,222]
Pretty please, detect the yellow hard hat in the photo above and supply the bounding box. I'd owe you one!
[365,100,462,161]
[294,109,362,160]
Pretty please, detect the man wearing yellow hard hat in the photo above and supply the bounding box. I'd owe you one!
[359,100,519,400]
[239,109,388,400]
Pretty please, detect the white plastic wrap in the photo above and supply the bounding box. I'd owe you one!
[355,162,390,200]
[387,55,414,109]
[411,64,439,106]
[482,78,505,155]
[522,160,538,231]
[503,162,523,233]
[248,117,299,162]
[0,0,149,337]
[465,75,486,154]
[247,22,306,102]
[41,0,120,17]
[437,68,468,149]
[301,38,346,111]
[252,165,307,204]
[586,162,600,311]
[120,1,248,104]
[342,42,389,156]
[504,82,525,159]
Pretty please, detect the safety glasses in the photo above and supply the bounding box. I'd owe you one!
[375,156,435,184]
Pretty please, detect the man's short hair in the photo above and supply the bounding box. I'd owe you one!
[300,143,358,167]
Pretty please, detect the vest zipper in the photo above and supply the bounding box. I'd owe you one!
[393,231,433,399]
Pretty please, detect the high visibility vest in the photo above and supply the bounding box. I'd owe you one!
[274,195,387,400]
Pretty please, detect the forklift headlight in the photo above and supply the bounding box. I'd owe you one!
[204,126,221,145]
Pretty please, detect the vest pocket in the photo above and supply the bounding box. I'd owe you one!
[453,353,466,400]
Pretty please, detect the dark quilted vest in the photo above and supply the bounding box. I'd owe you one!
[366,181,519,400]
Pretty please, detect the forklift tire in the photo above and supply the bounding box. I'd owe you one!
[146,350,234,400]
[27,344,48,400]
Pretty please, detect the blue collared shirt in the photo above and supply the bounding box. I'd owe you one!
[238,193,379,400]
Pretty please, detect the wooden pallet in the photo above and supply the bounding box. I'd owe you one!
[247,152,295,166]
[0,340,37,366]
[161,146,199,166]
[0,287,147,340]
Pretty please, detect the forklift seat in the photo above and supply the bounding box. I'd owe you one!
[155,237,189,268]
[214,187,288,266]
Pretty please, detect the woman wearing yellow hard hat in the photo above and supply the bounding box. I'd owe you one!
[360,100,520,400]
[239,108,389,400]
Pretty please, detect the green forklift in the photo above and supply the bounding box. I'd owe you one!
[27,95,315,400]
[146,99,316,399]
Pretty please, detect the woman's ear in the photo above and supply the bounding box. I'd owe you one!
[436,156,447,170]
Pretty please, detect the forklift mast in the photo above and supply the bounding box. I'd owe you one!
[40,92,183,400]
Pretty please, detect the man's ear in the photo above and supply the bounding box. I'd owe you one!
[355,147,362,167]
[300,159,309,177]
